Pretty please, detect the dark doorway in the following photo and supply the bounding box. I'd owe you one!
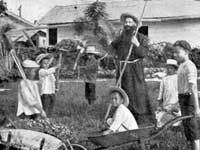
[139,26,148,36]
[49,28,57,45]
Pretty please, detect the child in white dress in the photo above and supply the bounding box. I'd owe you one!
[17,60,46,119]
[156,59,181,127]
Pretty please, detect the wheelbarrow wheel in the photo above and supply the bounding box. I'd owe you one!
[66,144,87,150]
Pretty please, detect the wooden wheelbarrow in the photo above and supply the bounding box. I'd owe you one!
[87,115,193,150]
[0,129,67,150]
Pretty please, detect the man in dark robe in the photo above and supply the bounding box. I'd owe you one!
[110,13,154,125]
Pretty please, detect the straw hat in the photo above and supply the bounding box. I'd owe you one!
[108,86,129,106]
[166,59,178,68]
[120,13,139,25]
[22,60,39,68]
[35,53,50,64]
[85,45,101,56]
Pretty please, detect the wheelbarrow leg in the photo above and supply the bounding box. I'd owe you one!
[5,131,12,150]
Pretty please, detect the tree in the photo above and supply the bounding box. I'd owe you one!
[0,0,7,14]
[73,1,108,37]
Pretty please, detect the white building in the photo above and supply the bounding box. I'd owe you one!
[39,0,200,47]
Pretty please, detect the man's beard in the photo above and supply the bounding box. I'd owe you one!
[124,25,136,32]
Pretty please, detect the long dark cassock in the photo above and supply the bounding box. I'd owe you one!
[111,30,154,124]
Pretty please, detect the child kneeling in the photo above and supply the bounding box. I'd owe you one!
[103,87,138,135]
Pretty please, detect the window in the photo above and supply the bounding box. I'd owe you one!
[49,28,57,45]
[138,26,148,36]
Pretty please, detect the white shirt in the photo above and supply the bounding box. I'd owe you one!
[17,79,43,116]
[109,104,138,132]
[158,74,179,110]
[39,67,56,95]
[177,60,197,94]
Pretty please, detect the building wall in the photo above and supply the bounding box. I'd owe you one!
[147,19,200,47]
[57,26,77,43]
[49,19,200,47]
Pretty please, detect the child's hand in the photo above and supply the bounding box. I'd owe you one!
[56,63,61,68]
[194,109,200,118]
[102,129,112,135]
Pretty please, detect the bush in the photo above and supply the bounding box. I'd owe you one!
[145,42,175,67]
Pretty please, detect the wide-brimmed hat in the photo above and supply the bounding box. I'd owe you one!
[85,45,102,56]
[120,13,139,25]
[35,53,50,64]
[108,86,129,106]
[22,60,40,68]
[166,59,178,68]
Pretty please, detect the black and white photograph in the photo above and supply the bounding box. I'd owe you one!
[0,0,200,149]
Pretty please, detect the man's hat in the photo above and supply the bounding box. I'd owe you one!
[120,13,139,25]
[166,59,178,68]
[22,60,40,68]
[85,45,102,56]
[35,53,50,64]
[108,86,129,107]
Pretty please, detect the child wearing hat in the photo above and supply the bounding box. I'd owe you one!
[174,40,200,150]
[103,87,138,135]
[156,59,181,127]
[36,53,60,117]
[17,60,46,119]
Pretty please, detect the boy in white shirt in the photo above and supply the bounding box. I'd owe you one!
[174,40,200,150]
[17,60,46,119]
[103,87,138,135]
[36,54,60,117]
[156,59,181,127]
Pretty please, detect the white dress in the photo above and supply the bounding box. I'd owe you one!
[156,75,181,127]
[17,79,43,116]
[38,67,56,95]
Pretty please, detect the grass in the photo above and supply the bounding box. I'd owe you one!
[0,79,189,149]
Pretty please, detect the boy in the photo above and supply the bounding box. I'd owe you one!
[103,86,138,135]
[17,60,46,119]
[36,53,60,117]
[174,40,200,150]
[156,59,181,127]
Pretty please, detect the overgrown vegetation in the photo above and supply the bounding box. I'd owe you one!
[0,80,189,149]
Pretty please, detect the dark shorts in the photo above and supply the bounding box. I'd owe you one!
[179,94,200,141]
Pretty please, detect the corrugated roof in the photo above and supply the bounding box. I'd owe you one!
[5,11,35,27]
[39,0,200,25]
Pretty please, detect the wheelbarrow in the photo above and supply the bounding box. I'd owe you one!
[87,115,193,150]
[0,129,67,150]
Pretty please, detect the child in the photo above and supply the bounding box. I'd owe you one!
[17,60,46,119]
[174,40,200,150]
[103,86,138,135]
[36,53,60,118]
[156,59,181,127]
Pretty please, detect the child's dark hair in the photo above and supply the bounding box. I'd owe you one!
[173,40,191,52]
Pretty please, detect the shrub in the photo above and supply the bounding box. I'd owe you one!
[145,42,175,67]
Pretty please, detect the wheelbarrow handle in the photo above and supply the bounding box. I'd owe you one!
[144,115,193,142]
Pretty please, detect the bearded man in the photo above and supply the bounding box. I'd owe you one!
[110,13,154,125]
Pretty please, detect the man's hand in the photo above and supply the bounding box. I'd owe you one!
[131,36,140,47]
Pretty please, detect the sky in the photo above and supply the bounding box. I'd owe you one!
[4,0,126,23]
